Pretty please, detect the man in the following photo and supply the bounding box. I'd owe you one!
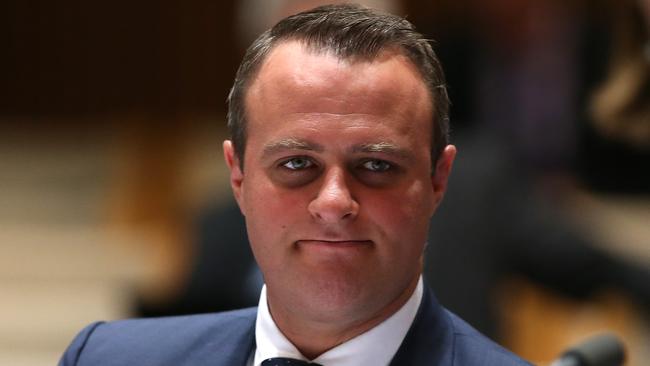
[60,4,530,365]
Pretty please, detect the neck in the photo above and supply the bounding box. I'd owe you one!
[267,275,420,360]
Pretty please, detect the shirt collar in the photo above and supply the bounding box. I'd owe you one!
[253,276,423,366]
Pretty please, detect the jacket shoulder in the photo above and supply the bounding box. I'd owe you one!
[445,310,532,366]
[59,308,257,366]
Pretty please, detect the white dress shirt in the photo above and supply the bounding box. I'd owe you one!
[248,276,423,366]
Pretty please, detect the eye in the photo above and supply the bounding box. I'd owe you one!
[281,157,314,170]
[355,158,401,187]
[270,156,320,187]
[361,159,392,172]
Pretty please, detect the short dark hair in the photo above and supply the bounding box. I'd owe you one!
[227,3,450,170]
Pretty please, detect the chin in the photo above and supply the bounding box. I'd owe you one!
[299,276,386,319]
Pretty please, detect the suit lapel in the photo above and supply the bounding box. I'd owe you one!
[389,286,454,365]
[208,311,257,366]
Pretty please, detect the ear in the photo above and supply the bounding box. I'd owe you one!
[430,144,456,211]
[223,140,246,216]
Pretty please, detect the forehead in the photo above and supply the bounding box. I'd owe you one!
[246,40,432,121]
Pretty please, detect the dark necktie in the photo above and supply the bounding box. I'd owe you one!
[261,357,322,366]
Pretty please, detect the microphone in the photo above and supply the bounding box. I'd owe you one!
[549,333,625,366]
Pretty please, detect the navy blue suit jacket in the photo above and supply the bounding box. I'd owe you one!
[60,286,530,365]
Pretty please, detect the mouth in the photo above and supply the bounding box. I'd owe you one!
[297,239,373,247]
[295,240,373,262]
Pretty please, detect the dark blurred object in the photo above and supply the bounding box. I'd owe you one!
[577,0,650,194]
[1,0,238,117]
[550,333,625,366]
[136,202,260,317]
[424,130,650,338]
[589,0,650,148]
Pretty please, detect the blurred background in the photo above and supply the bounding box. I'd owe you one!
[1,0,649,365]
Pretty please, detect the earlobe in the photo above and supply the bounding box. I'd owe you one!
[431,144,456,208]
[223,140,245,215]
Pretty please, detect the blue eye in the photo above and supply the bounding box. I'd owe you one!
[282,157,314,170]
[362,159,392,172]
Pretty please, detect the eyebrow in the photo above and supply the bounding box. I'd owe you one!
[352,142,412,160]
[262,138,325,156]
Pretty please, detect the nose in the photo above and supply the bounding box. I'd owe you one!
[308,168,359,224]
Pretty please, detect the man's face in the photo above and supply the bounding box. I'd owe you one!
[224,41,455,325]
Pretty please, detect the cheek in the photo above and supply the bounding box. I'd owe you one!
[365,195,427,276]
[363,182,433,243]
[244,188,300,267]
[243,180,308,236]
